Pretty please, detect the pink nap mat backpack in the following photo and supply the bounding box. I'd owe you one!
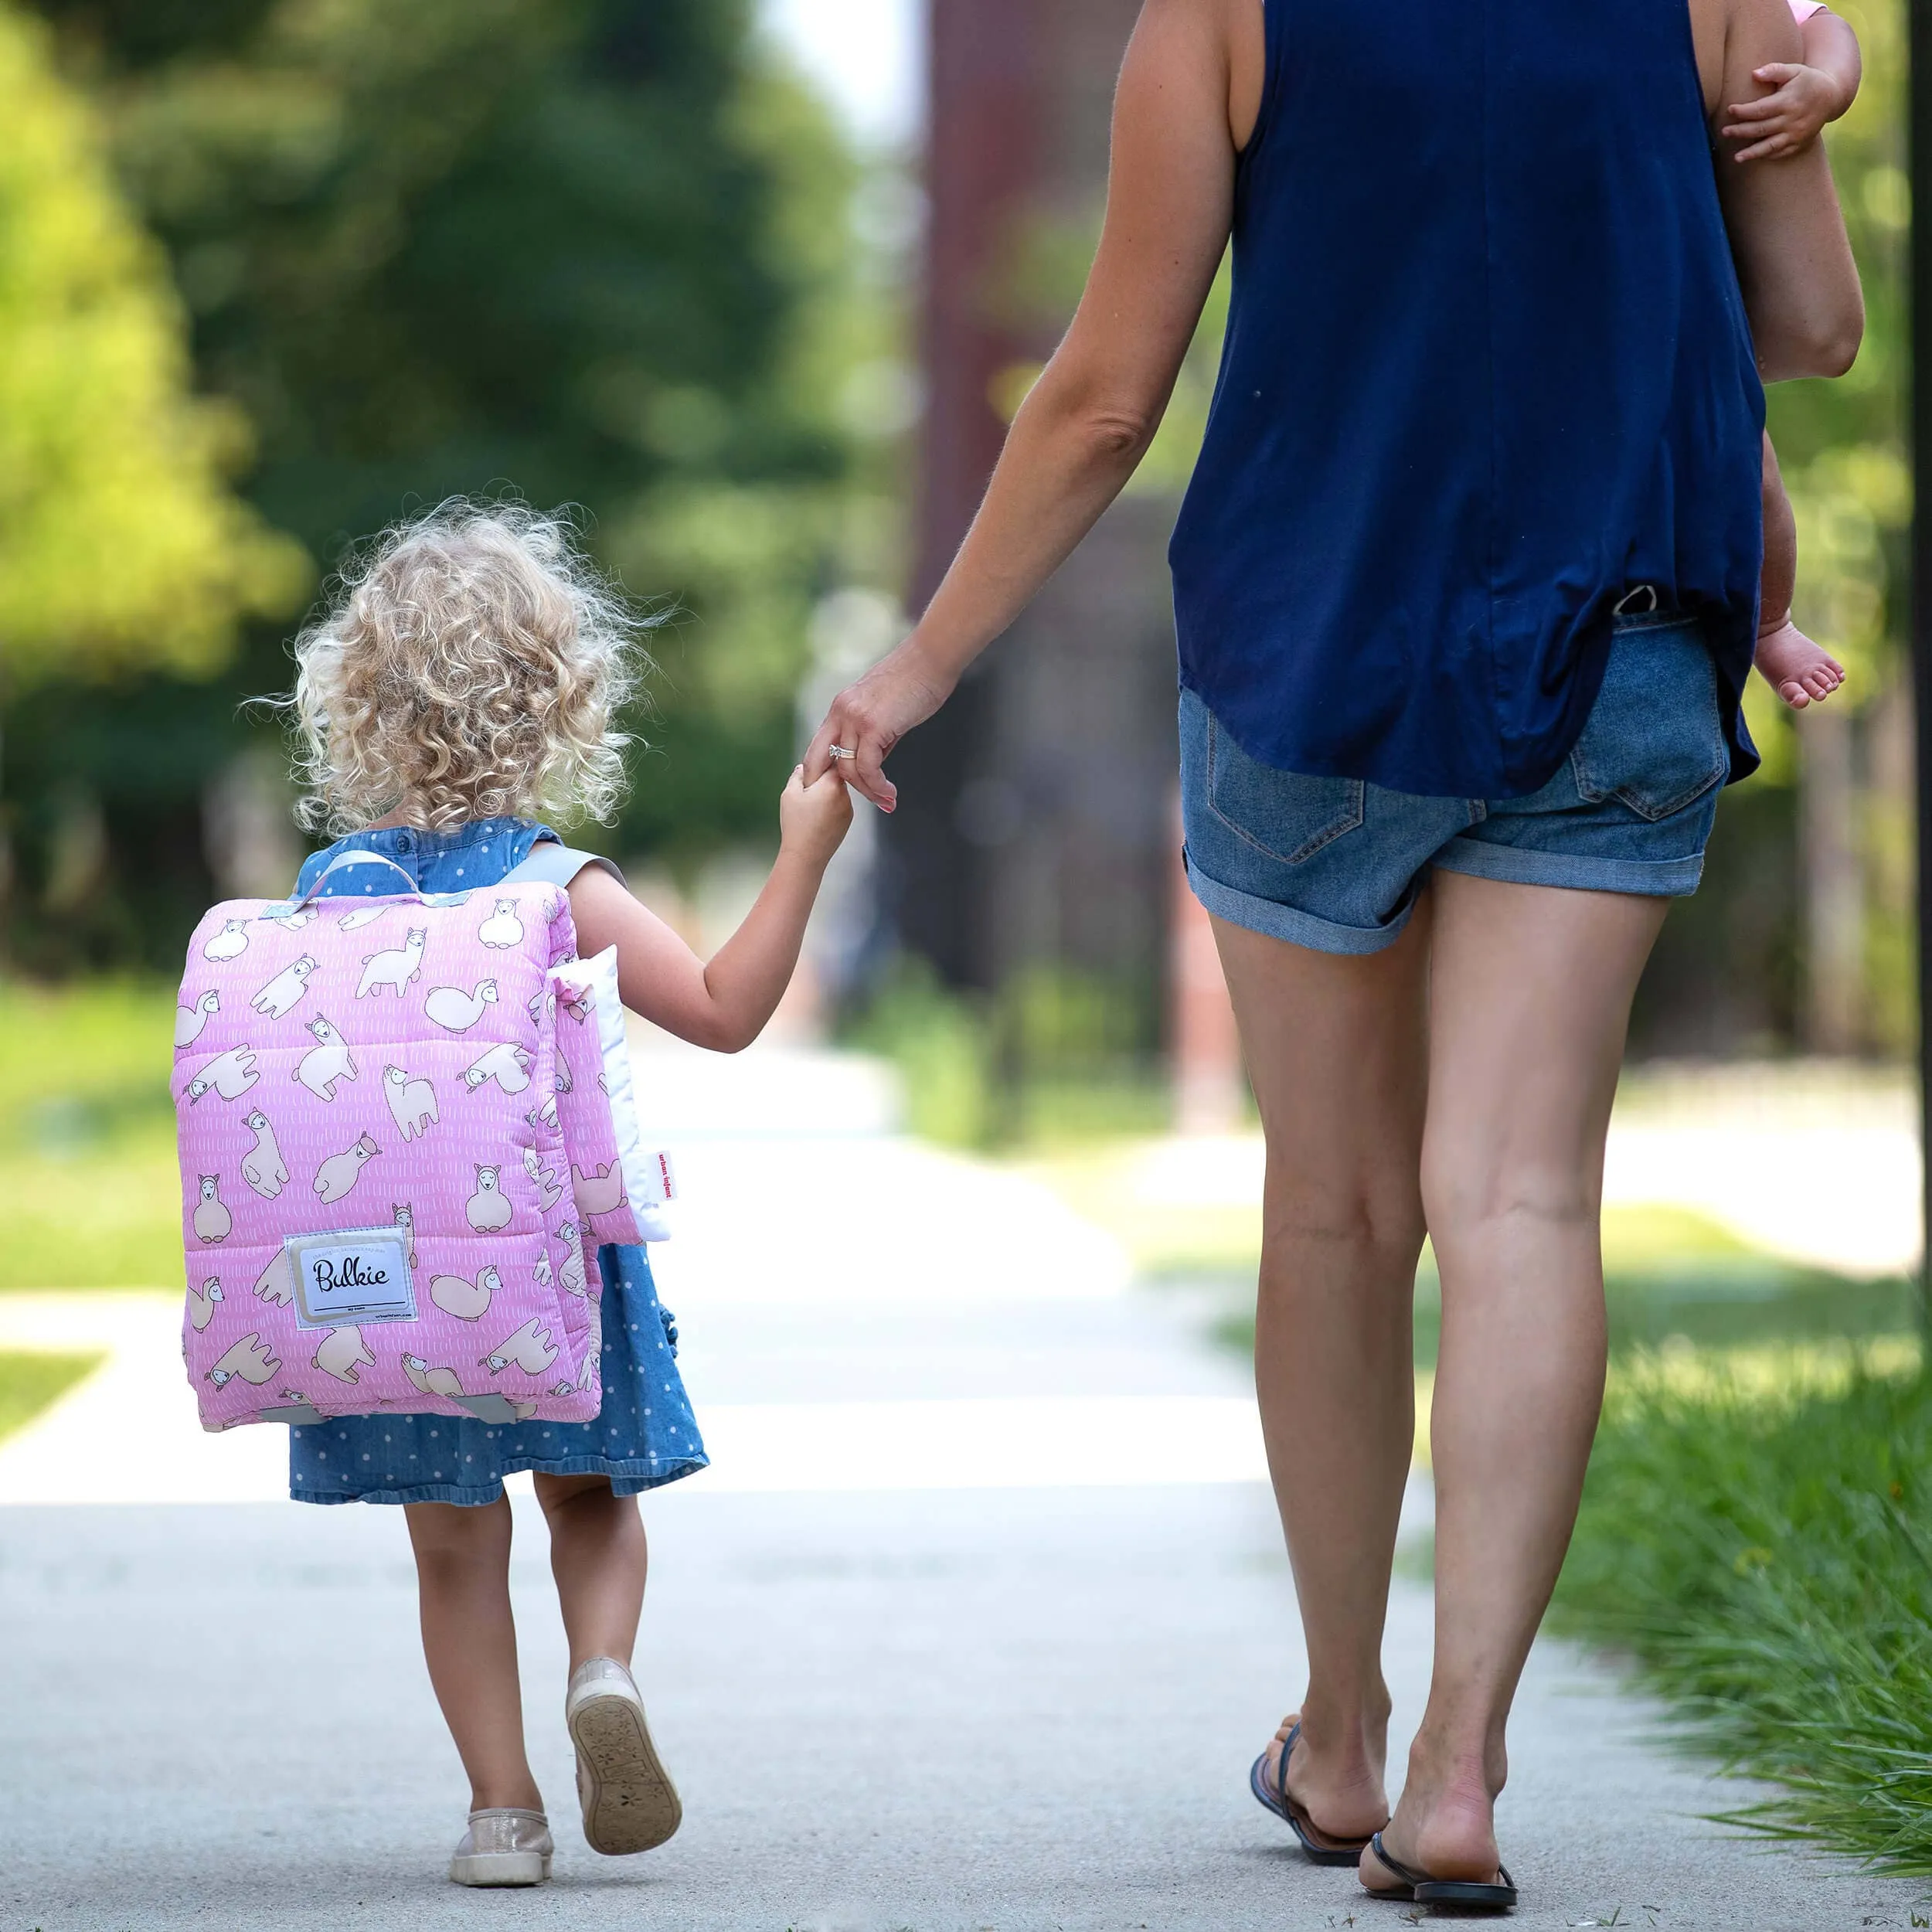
[172,843,673,1433]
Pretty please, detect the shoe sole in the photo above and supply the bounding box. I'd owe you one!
[448,1850,550,1886]
[569,1690,682,1855]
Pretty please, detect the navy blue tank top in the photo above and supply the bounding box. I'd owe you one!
[1168,0,1765,799]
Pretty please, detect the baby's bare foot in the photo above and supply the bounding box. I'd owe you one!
[1755,619,1845,709]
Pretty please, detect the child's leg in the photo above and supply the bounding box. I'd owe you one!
[535,1472,679,1855]
[1756,429,1845,708]
[532,1472,648,1666]
[405,1497,544,1811]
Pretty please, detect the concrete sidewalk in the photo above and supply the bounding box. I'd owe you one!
[2,1043,1927,1928]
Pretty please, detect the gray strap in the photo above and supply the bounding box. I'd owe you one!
[287,849,419,908]
[502,842,628,890]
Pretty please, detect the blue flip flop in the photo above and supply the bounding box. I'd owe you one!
[1248,1721,1381,1866]
[1366,1829,1518,1911]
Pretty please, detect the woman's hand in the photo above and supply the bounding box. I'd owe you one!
[778,763,855,864]
[801,641,957,813]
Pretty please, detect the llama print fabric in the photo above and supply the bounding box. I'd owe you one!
[173,885,648,1433]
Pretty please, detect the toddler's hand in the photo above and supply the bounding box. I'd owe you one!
[1721,64,1842,162]
[779,764,854,867]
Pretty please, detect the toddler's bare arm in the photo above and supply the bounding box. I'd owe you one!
[1722,9,1861,162]
[568,768,852,1053]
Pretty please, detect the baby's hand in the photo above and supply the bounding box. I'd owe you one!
[779,764,854,867]
[1722,64,1842,162]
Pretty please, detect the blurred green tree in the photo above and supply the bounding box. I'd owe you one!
[6,0,889,968]
[0,1,300,690]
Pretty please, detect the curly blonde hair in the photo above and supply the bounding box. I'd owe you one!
[287,501,649,835]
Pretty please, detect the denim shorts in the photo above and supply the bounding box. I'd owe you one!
[1180,611,1727,956]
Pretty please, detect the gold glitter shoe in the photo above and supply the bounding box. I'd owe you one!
[566,1656,682,1854]
[447,1807,553,1886]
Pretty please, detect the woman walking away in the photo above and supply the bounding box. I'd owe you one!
[282,502,852,1886]
[806,0,1859,1908]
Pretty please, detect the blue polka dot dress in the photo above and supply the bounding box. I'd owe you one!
[286,816,707,1507]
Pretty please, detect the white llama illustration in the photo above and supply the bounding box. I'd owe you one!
[248,954,318,1020]
[382,1063,439,1141]
[187,1277,224,1332]
[430,1265,501,1321]
[461,1041,533,1096]
[556,1225,587,1298]
[477,900,525,950]
[185,1045,260,1105]
[465,1165,513,1232]
[175,989,219,1048]
[571,1162,628,1218]
[252,1249,293,1307]
[424,979,498,1032]
[240,1110,288,1199]
[480,1317,556,1378]
[192,1175,232,1244]
[202,918,250,963]
[355,927,427,998]
[207,1332,280,1389]
[312,1325,376,1385]
[294,1015,359,1100]
[313,1132,379,1205]
[522,1144,564,1212]
[401,1354,468,1400]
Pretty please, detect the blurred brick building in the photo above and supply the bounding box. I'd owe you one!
[883,0,1180,1028]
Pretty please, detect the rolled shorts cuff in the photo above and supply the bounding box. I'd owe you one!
[1430,838,1705,897]
[1185,848,1417,956]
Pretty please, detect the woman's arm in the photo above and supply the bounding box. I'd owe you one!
[566,768,852,1053]
[804,0,1255,810]
[1703,0,1863,379]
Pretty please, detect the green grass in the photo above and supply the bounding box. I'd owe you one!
[0,1349,104,1440]
[1552,1341,1932,1874]
[0,979,182,1289]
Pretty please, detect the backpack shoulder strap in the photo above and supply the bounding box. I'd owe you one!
[502,841,627,891]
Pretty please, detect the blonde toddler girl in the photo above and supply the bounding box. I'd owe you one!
[281,501,851,1885]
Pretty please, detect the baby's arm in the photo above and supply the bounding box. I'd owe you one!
[1722,9,1862,162]
[567,767,852,1052]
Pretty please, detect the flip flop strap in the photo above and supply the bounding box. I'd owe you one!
[1372,1832,1514,1895]
[1369,1831,1432,1890]
[1274,1722,1301,1808]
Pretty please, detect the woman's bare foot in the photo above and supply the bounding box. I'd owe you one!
[1358,1735,1505,1895]
[1755,619,1845,709]
[1257,1706,1391,1845]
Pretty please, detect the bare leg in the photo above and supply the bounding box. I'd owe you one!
[405,1496,543,1813]
[1363,872,1668,1890]
[534,1472,649,1670]
[1213,900,1432,1841]
[1757,430,1844,709]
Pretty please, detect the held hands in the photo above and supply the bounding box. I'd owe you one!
[1722,64,1844,162]
[779,763,855,867]
[802,641,957,813]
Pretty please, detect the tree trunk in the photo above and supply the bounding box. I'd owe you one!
[1801,706,1863,1053]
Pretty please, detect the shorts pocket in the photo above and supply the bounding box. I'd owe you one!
[1569,620,1728,823]
[1206,713,1364,864]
